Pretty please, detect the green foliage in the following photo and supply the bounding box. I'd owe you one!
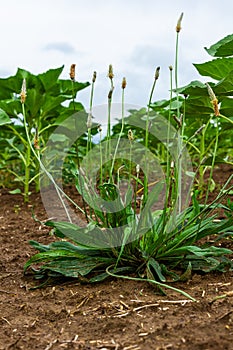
[0,66,89,198]
[0,31,229,300]
[24,201,233,299]
[204,34,233,57]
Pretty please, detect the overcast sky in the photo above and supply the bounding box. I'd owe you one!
[1,0,233,108]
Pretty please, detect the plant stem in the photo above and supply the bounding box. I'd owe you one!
[144,68,159,206]
[203,117,219,205]
[165,67,173,211]
[106,78,114,173]
[21,103,31,202]
[24,143,31,202]
[175,29,182,214]
[110,82,125,181]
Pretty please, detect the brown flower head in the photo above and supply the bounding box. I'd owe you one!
[20,78,27,104]
[122,77,127,89]
[70,64,76,81]
[176,12,184,33]
[108,64,114,80]
[92,71,97,83]
[128,129,134,141]
[206,83,220,116]
[155,67,160,80]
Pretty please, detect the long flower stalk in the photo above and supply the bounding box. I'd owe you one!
[86,71,97,155]
[175,12,184,214]
[106,65,114,170]
[143,67,160,206]
[203,83,220,205]
[109,77,126,182]
[20,79,30,202]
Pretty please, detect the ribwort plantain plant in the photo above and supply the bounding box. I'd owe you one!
[24,15,233,300]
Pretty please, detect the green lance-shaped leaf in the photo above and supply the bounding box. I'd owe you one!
[147,258,166,282]
[37,257,114,278]
[24,249,115,277]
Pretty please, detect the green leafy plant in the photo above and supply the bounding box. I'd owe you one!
[24,18,233,300]
[0,66,89,200]
[175,34,233,193]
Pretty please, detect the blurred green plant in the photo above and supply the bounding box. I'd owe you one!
[175,34,233,192]
[0,65,89,200]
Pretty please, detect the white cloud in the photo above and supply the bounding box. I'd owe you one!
[43,42,76,54]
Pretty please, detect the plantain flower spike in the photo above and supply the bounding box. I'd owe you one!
[155,67,160,80]
[92,71,97,83]
[176,12,184,33]
[128,129,134,141]
[20,78,27,104]
[33,128,40,150]
[70,64,76,81]
[122,77,127,89]
[108,64,114,80]
[206,83,220,116]
[34,138,40,150]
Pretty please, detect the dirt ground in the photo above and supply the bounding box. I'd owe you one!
[0,165,233,350]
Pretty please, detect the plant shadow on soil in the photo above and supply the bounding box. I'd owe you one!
[0,164,233,350]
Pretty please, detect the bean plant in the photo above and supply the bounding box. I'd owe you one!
[0,66,89,201]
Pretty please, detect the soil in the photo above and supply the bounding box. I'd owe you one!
[0,165,233,350]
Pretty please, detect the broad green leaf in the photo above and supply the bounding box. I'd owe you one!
[0,108,11,125]
[184,96,213,117]
[150,99,170,109]
[176,80,207,96]
[220,97,233,117]
[38,66,64,91]
[26,88,44,119]
[0,100,22,118]
[214,70,233,96]
[41,95,71,117]
[194,58,233,80]
[205,34,233,57]
[59,79,90,96]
